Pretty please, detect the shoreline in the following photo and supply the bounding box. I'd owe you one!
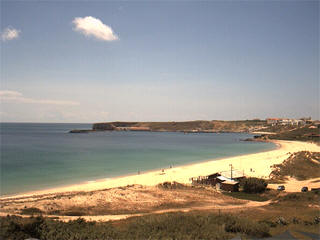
[1,137,276,197]
[1,139,276,198]
[2,140,320,200]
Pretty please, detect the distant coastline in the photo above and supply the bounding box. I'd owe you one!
[70,120,268,134]
[69,119,320,143]
[1,123,274,196]
[2,120,319,197]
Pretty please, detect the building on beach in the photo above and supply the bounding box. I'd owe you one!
[220,170,245,181]
[219,180,239,192]
[190,169,244,192]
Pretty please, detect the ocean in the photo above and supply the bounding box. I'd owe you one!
[0,123,276,195]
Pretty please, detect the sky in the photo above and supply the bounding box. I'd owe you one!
[0,1,319,123]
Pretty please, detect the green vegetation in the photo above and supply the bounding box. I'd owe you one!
[223,178,275,201]
[260,124,297,133]
[2,188,320,239]
[276,191,320,203]
[92,120,267,132]
[266,125,320,142]
[1,212,271,240]
[20,207,43,215]
[222,191,269,202]
[232,190,320,237]
[157,181,194,189]
[240,177,268,193]
[270,151,320,180]
[64,211,86,216]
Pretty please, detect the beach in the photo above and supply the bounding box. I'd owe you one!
[1,124,275,196]
[2,140,319,200]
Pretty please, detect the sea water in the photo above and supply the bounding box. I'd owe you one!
[0,123,276,195]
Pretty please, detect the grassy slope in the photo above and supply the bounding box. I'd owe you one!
[236,191,320,237]
[267,125,320,142]
[2,190,320,240]
[270,151,320,180]
[0,212,271,240]
[2,181,320,239]
[2,184,243,217]
[93,120,267,132]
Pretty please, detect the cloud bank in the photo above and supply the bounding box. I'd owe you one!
[72,16,118,41]
[0,90,79,106]
[1,27,20,41]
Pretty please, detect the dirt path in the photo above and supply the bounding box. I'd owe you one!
[268,177,320,192]
[0,184,275,222]
[0,199,270,222]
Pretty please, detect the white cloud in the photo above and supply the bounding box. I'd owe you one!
[0,90,23,97]
[72,16,118,41]
[0,90,79,106]
[1,27,20,41]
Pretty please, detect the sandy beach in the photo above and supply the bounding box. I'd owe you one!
[1,140,320,200]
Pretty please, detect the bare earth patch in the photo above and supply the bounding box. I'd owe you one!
[0,184,268,222]
[268,177,320,192]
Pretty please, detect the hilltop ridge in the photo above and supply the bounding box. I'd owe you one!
[91,120,266,133]
[69,119,320,143]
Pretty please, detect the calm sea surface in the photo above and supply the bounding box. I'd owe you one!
[0,123,276,195]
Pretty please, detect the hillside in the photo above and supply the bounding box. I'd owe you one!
[2,182,320,239]
[263,125,320,142]
[270,151,320,180]
[92,120,266,133]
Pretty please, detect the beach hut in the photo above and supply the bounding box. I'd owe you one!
[216,176,229,183]
[190,171,244,190]
[206,173,221,185]
[220,170,245,181]
[215,176,229,190]
[190,172,221,185]
[220,180,239,192]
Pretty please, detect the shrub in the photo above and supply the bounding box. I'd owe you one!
[121,212,232,239]
[64,211,85,216]
[157,181,188,189]
[277,191,319,203]
[0,212,271,240]
[222,192,268,202]
[20,207,43,215]
[241,177,268,193]
[225,217,270,237]
[270,151,320,180]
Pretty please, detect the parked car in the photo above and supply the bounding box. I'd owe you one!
[277,185,285,191]
[301,186,308,192]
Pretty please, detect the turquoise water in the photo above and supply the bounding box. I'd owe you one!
[0,123,276,195]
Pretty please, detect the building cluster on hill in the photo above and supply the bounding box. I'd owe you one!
[266,117,314,126]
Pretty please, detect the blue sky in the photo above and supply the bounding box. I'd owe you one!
[1,1,319,122]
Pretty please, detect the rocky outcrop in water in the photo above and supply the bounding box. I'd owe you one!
[69,129,94,133]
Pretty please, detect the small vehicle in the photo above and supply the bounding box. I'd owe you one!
[301,186,308,192]
[277,185,285,191]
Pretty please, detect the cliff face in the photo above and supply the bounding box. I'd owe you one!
[91,120,266,133]
[92,122,116,131]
